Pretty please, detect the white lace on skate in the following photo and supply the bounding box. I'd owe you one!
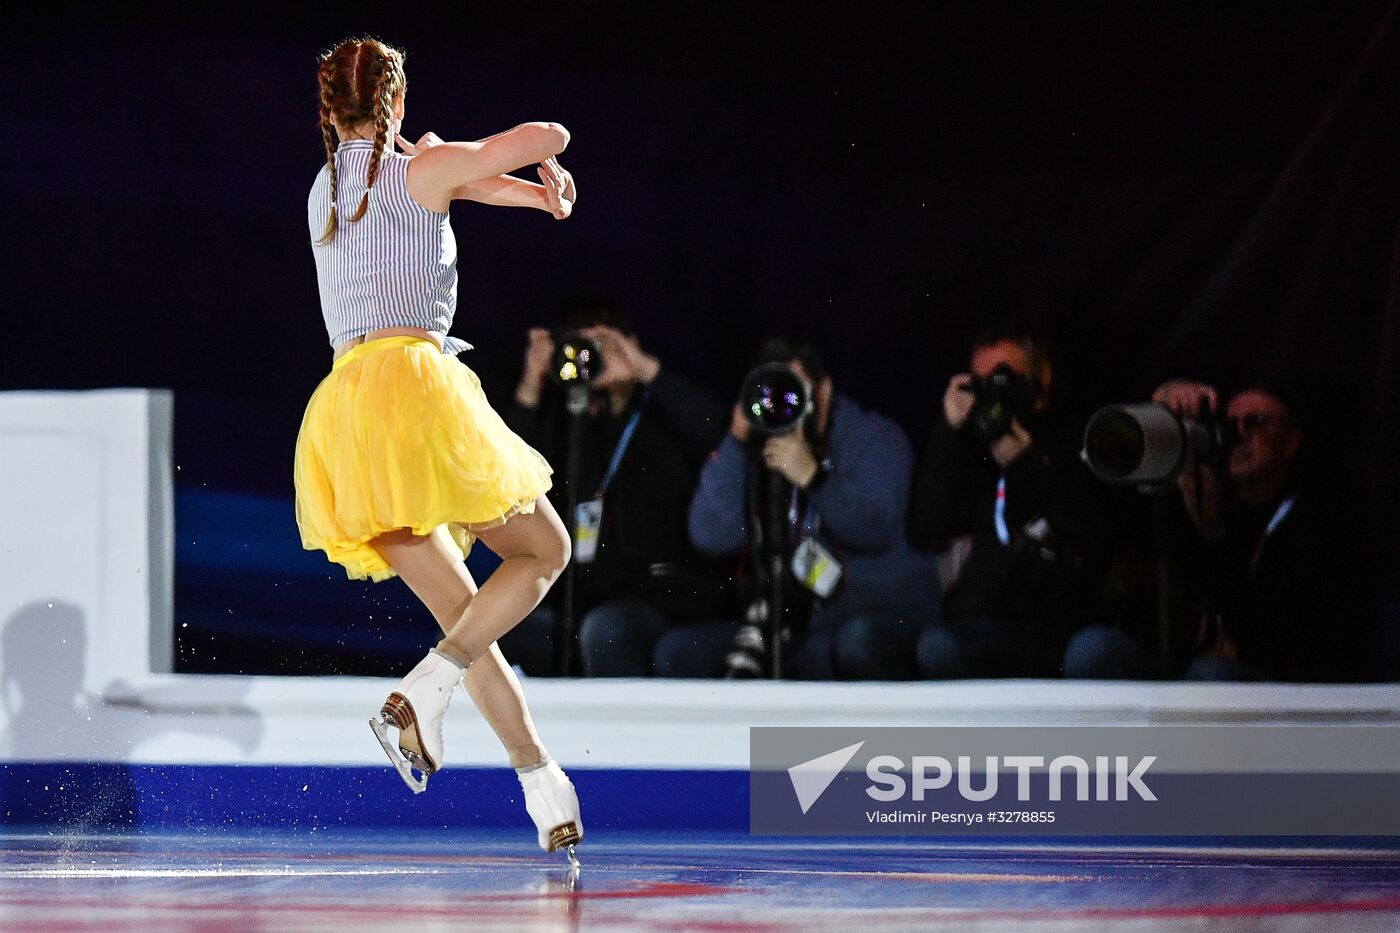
[369,650,463,794]
[517,759,584,858]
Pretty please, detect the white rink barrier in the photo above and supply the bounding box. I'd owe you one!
[0,389,174,694]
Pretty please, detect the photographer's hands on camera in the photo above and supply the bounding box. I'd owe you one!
[943,373,1033,467]
[1151,379,1238,660]
[729,405,821,489]
[514,328,556,409]
[1151,379,1227,544]
[762,430,821,489]
[584,326,660,388]
[514,325,659,410]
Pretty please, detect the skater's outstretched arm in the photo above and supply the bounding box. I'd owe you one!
[452,158,576,214]
[402,124,572,214]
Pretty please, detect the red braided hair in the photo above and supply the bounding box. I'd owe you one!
[314,37,407,245]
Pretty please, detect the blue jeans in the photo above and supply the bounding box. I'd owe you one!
[654,621,745,678]
[1062,625,1155,679]
[917,615,1066,678]
[499,598,688,677]
[654,610,925,680]
[578,598,673,677]
[800,612,922,680]
[1183,655,1266,681]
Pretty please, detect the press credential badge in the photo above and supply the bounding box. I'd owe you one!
[792,536,842,597]
[575,498,603,564]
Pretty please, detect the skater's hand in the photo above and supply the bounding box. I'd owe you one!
[547,156,576,203]
[539,156,574,220]
[581,325,659,387]
[763,431,820,488]
[515,327,555,408]
[395,131,445,156]
[943,373,975,429]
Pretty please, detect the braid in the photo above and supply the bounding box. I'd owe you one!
[315,63,340,244]
[350,63,396,223]
[313,37,407,236]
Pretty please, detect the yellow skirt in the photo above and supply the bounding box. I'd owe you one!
[293,336,553,582]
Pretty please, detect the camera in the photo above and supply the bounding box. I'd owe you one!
[723,598,797,679]
[547,328,605,388]
[724,615,768,679]
[739,363,813,438]
[1081,403,1234,486]
[966,364,1036,444]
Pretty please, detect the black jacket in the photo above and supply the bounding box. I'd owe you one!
[909,410,1116,630]
[505,364,734,621]
[1193,481,1382,682]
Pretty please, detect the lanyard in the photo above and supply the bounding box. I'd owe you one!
[596,398,647,499]
[786,488,818,536]
[1264,497,1295,539]
[994,473,1010,546]
[1250,496,1295,576]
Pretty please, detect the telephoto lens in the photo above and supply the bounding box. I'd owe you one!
[1081,403,1227,486]
[739,364,812,438]
[548,329,605,388]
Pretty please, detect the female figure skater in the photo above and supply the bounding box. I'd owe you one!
[293,36,582,861]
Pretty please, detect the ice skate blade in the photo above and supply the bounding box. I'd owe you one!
[369,715,428,794]
[378,692,439,769]
[549,822,582,852]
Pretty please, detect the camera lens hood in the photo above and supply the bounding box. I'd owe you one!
[549,329,605,387]
[740,363,813,437]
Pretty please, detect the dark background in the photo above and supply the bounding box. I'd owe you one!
[6,2,1398,675]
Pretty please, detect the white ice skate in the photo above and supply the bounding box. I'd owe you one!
[369,649,464,794]
[517,758,584,866]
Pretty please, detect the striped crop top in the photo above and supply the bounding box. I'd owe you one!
[308,139,470,355]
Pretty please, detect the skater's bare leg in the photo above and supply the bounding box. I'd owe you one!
[373,524,553,769]
[446,497,571,668]
[375,516,583,852]
[465,645,547,769]
[373,525,476,627]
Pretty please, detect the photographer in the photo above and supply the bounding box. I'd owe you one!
[499,297,733,676]
[1150,377,1381,682]
[676,336,940,679]
[909,324,1130,678]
